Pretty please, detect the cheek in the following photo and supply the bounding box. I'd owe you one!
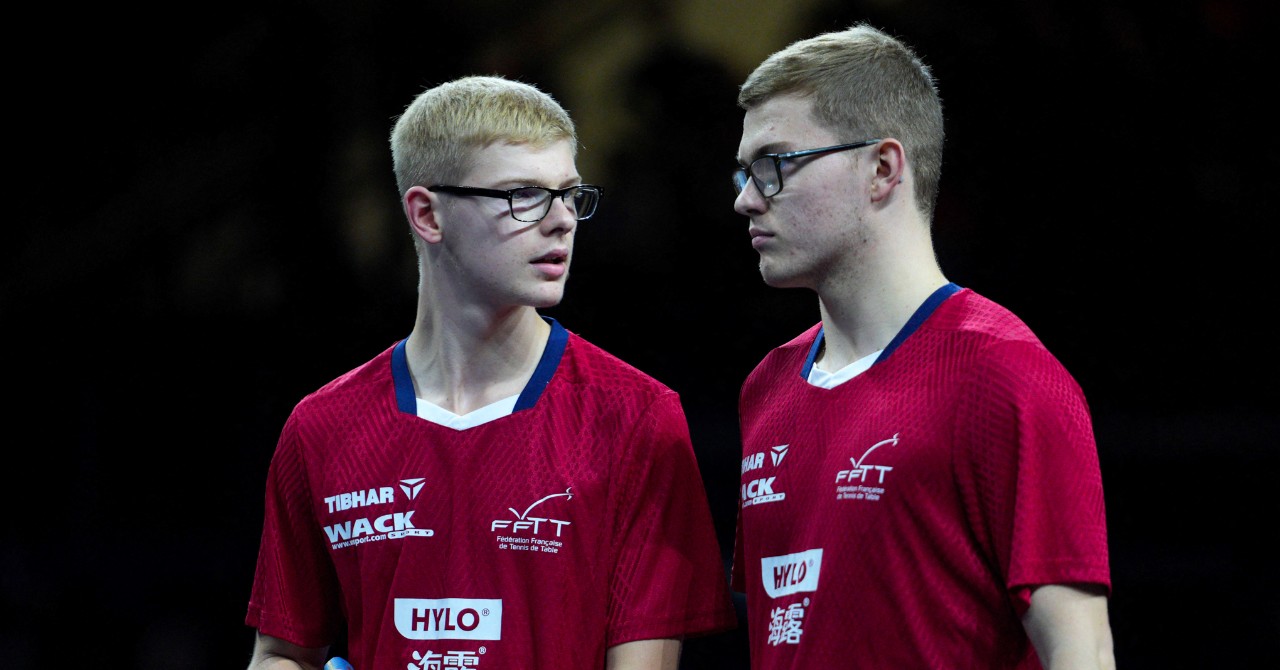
[791,199,842,241]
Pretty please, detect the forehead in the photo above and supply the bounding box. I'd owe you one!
[463,138,578,185]
[738,93,839,157]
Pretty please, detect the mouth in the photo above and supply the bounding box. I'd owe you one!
[749,228,773,249]
[531,249,570,278]
[532,249,568,265]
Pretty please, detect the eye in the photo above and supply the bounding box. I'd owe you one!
[509,187,550,213]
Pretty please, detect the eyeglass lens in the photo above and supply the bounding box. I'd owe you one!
[733,157,781,197]
[510,186,599,222]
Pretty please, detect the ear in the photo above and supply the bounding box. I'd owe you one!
[869,138,908,204]
[404,185,445,244]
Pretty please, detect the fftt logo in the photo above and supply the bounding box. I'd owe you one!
[394,598,502,640]
[835,433,899,484]
[761,548,823,598]
[491,488,573,536]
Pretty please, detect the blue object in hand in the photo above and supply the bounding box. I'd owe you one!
[324,658,354,670]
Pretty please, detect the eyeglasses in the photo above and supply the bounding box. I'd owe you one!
[427,184,602,223]
[732,139,881,198]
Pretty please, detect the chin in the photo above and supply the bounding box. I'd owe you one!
[763,275,815,292]
[757,261,808,289]
[529,290,566,309]
[759,265,800,289]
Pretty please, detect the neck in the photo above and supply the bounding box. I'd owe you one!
[815,218,947,370]
[404,304,550,415]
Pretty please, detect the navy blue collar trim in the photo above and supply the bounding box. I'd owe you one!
[391,316,569,415]
[801,283,963,379]
[392,339,417,414]
[515,317,568,411]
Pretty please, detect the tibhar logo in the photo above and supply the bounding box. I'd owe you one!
[323,477,435,549]
[742,444,789,507]
[742,444,789,474]
[325,486,395,513]
[394,597,502,640]
[491,488,573,536]
[835,433,899,484]
[761,548,823,598]
[400,478,425,500]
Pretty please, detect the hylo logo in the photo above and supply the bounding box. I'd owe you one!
[394,598,502,640]
[760,549,823,598]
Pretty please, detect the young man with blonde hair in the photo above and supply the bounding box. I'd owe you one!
[245,75,736,670]
[730,24,1115,669]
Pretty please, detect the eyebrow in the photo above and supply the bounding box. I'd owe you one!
[490,176,583,189]
[736,142,791,165]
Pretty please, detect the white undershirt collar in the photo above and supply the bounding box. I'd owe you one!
[416,394,519,429]
[806,349,883,389]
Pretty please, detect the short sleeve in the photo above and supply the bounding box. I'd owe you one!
[954,340,1111,617]
[245,413,345,646]
[605,392,738,645]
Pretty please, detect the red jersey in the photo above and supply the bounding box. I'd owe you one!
[732,286,1110,669]
[247,318,736,669]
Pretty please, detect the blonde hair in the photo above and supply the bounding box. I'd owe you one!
[739,23,945,220]
[390,75,577,196]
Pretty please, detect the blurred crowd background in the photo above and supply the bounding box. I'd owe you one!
[5,1,1275,668]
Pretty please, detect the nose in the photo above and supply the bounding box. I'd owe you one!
[734,178,768,217]
[540,195,578,234]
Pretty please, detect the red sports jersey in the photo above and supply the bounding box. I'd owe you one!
[247,318,737,670]
[731,286,1110,669]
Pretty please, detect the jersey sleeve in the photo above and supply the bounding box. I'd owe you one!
[954,339,1112,616]
[605,392,738,646]
[245,412,344,647]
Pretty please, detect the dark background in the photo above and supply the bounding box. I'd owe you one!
[6,1,1276,668]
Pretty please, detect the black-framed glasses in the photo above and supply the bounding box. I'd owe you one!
[427,184,602,223]
[732,139,881,198]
